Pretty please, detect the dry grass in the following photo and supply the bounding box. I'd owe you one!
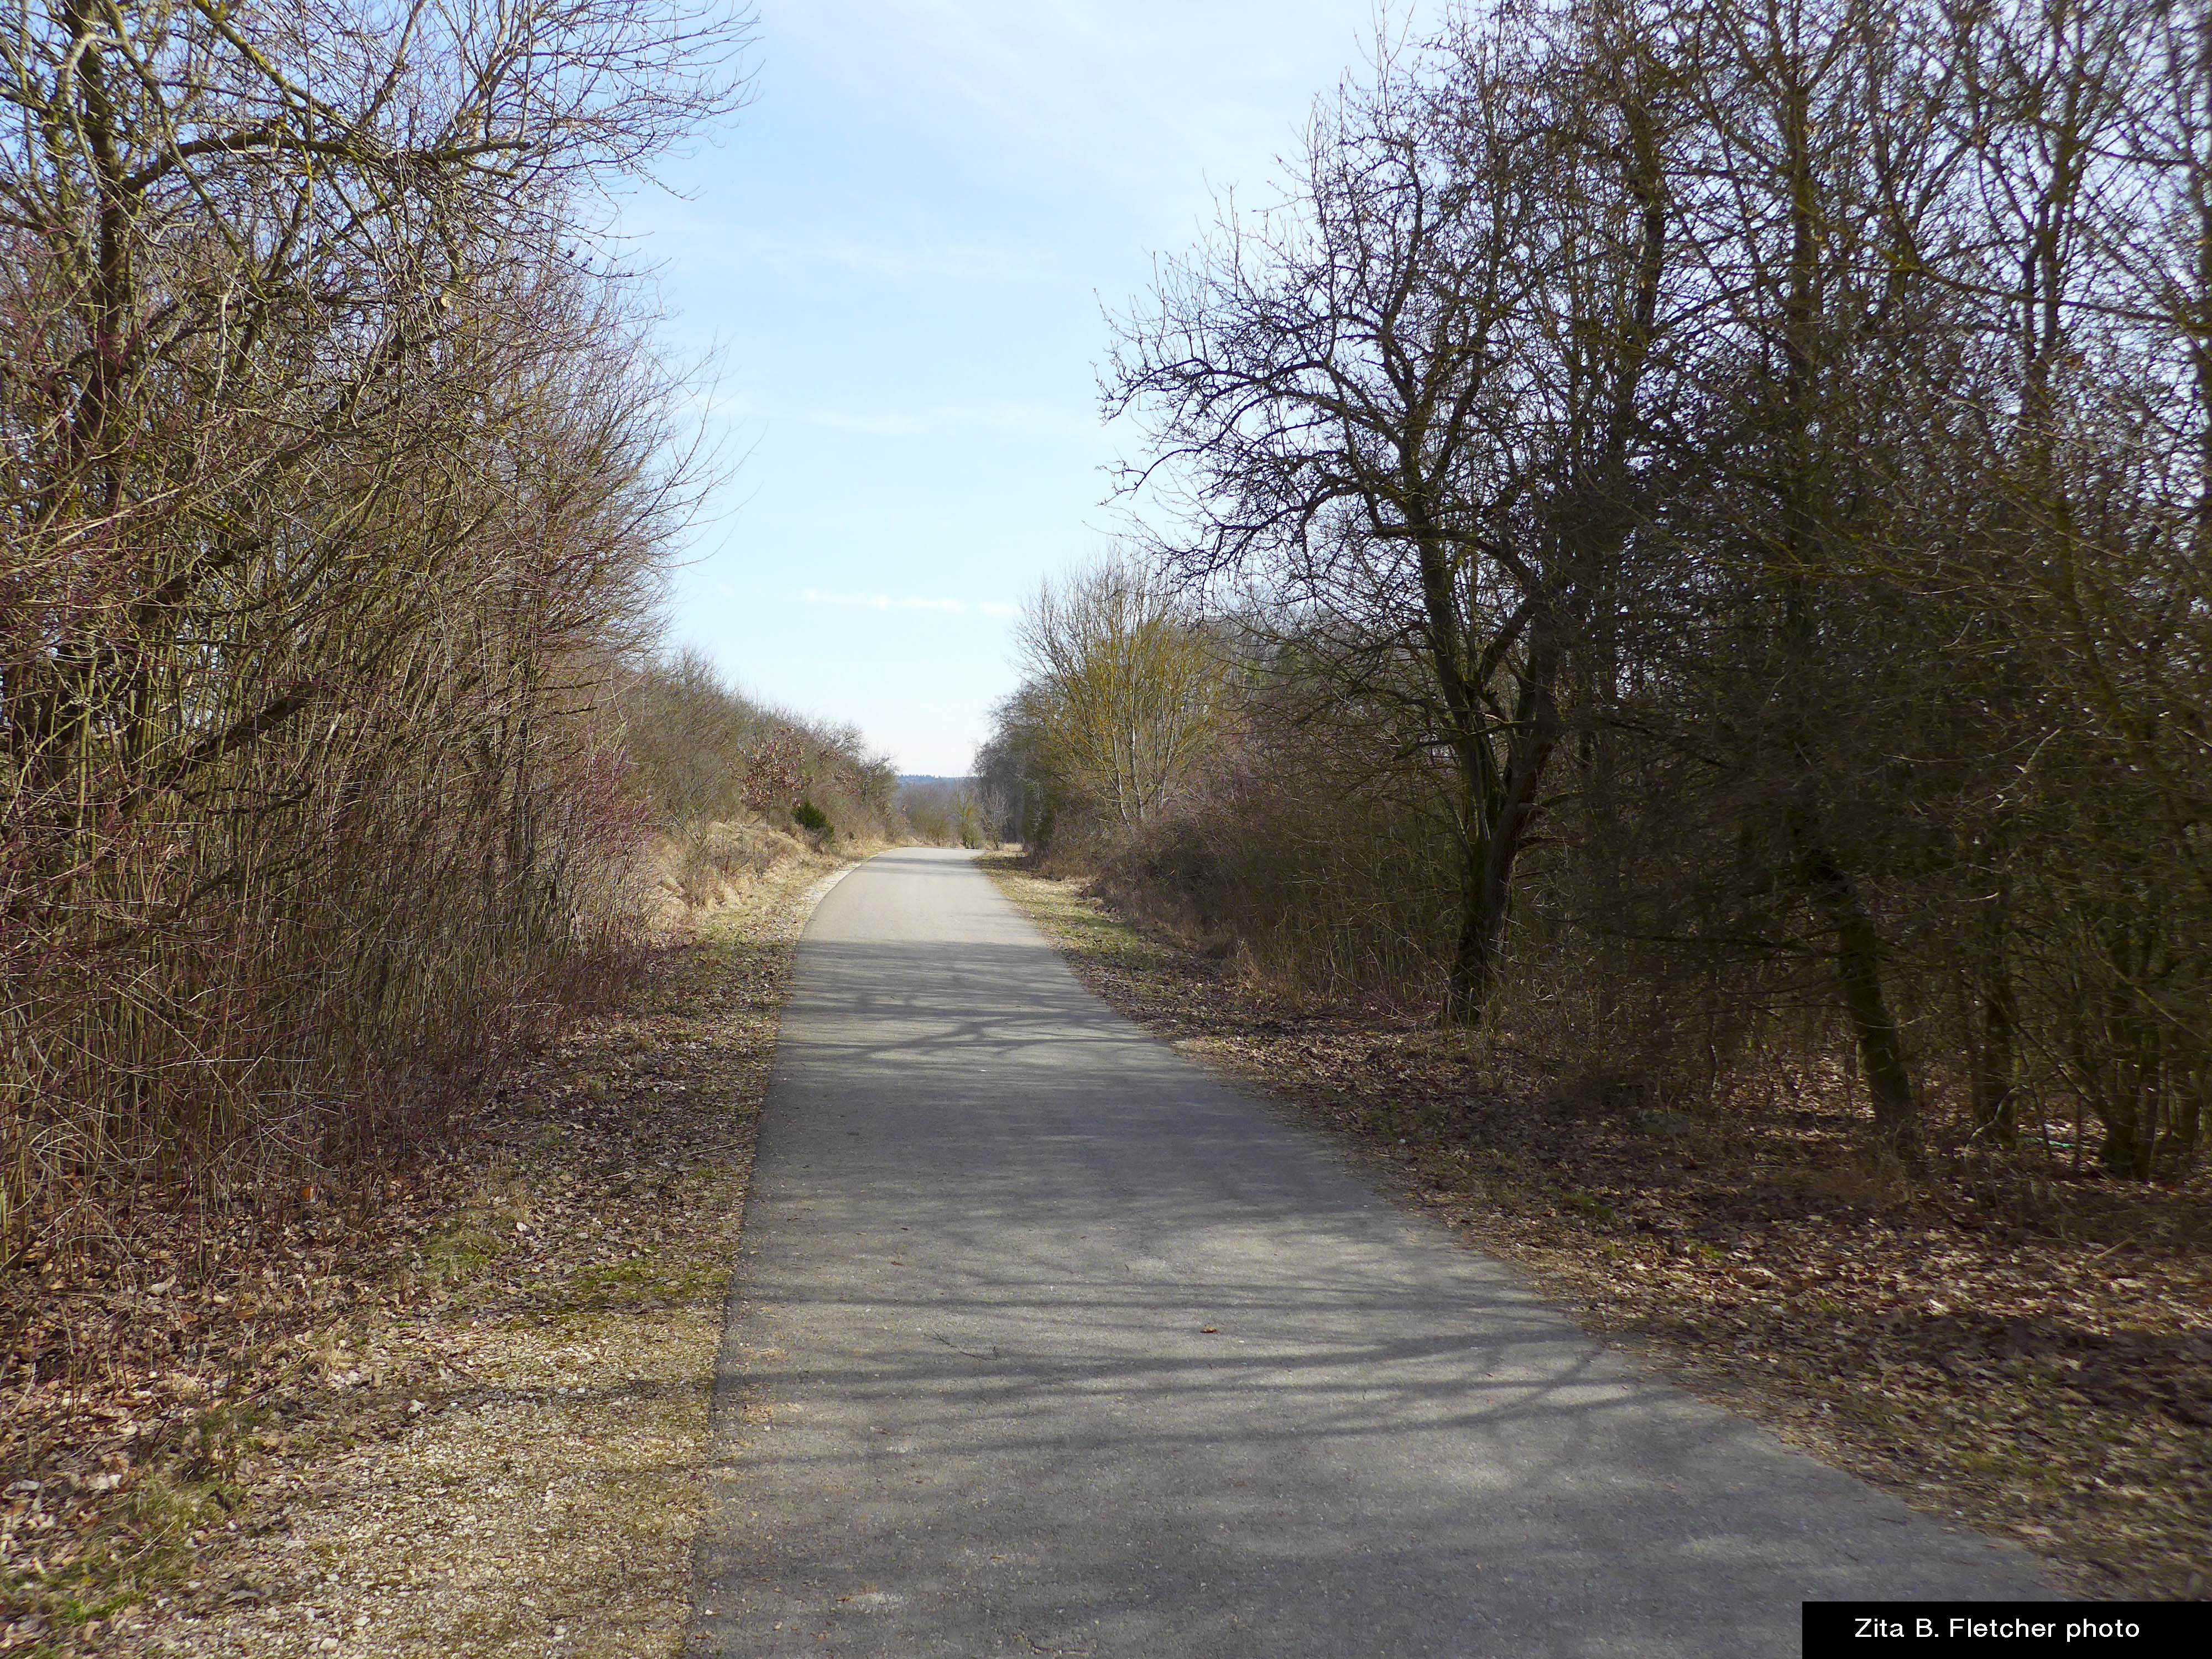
[644,818,817,923]
[985,855,2212,1603]
[3,849,855,1657]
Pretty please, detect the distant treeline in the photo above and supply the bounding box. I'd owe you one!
[0,2,895,1270]
[985,0,2209,1178]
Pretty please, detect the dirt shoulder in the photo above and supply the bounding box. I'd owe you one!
[3,850,851,1658]
[983,855,2212,1603]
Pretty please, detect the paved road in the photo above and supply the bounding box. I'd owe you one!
[689,848,2044,1658]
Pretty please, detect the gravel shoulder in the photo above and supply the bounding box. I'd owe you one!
[982,855,2212,1603]
[3,850,851,1658]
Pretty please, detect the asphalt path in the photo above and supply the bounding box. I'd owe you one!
[688,847,2045,1657]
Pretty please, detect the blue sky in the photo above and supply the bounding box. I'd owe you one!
[623,1,1421,774]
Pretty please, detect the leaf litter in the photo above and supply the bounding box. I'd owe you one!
[3,852,851,1657]
[986,857,2211,1602]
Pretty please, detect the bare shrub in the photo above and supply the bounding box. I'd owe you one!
[617,651,901,850]
[0,0,747,1270]
[900,780,989,847]
[1078,0,2210,1175]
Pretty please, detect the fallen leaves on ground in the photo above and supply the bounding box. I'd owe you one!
[986,856,2212,1601]
[2,852,848,1657]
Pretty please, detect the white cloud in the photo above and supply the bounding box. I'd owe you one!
[799,588,1017,618]
[761,0,1417,215]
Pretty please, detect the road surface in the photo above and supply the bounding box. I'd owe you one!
[688,848,2044,1657]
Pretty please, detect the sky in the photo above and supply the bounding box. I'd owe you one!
[622,0,1425,775]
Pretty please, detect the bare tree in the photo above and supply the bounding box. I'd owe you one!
[1014,556,1231,828]
[1108,3,1684,1024]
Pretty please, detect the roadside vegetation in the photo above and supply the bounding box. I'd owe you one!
[988,858,2209,1599]
[989,0,2211,1194]
[982,0,2211,1592]
[4,853,852,1655]
[896,778,990,848]
[0,1,906,1647]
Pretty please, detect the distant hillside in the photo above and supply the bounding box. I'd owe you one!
[897,774,975,789]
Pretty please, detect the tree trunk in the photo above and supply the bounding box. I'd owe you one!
[1444,833,1493,1026]
[1969,873,2019,1144]
[1442,627,1562,1025]
[1797,823,1921,1161]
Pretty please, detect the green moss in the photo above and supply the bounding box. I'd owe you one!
[1,1449,249,1642]
[418,1215,507,1286]
[1561,1192,1619,1225]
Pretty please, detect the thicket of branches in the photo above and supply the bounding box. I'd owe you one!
[0,0,756,1269]
[981,557,1233,858]
[994,0,2209,1178]
[899,779,988,847]
[623,650,900,857]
